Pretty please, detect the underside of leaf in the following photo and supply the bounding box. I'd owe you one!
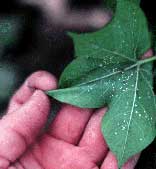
[47,0,156,168]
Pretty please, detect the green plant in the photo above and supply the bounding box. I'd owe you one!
[47,0,156,168]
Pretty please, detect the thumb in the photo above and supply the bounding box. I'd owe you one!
[0,71,57,168]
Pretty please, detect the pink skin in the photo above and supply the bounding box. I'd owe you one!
[0,50,153,169]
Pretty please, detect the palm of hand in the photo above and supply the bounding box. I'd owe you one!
[0,71,138,169]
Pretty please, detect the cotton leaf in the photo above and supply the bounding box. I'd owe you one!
[47,0,156,167]
[69,0,149,60]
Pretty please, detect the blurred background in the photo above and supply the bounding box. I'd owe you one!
[0,0,155,168]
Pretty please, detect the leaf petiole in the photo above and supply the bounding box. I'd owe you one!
[124,56,156,71]
[138,56,156,65]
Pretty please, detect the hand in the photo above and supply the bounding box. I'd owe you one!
[0,71,139,169]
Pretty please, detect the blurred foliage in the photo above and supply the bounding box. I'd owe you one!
[0,61,25,114]
[0,15,24,57]
[0,5,73,113]
[0,62,22,101]
[0,15,26,112]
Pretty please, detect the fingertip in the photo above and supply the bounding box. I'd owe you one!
[7,71,57,114]
[27,71,58,91]
[79,107,108,164]
[101,152,118,169]
[95,107,108,117]
[141,49,153,59]
[122,154,140,169]
[101,152,140,169]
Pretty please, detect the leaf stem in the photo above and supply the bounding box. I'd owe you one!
[125,56,156,71]
[138,56,156,65]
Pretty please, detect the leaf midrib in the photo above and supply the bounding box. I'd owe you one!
[74,57,156,88]
[76,62,137,87]
[120,65,140,164]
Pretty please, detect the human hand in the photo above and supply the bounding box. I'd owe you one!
[0,71,140,169]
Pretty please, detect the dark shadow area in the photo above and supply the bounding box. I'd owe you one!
[70,0,102,8]
[0,1,74,113]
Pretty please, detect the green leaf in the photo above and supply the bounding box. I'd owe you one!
[102,63,156,167]
[48,57,156,167]
[49,60,156,169]
[69,0,149,60]
[47,0,155,168]
[49,57,134,108]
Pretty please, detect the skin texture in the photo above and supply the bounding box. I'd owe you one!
[0,51,152,169]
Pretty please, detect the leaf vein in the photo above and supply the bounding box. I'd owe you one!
[121,65,140,161]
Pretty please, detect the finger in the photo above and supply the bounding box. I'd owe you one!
[48,104,93,145]
[79,108,108,165]
[32,135,100,169]
[7,71,57,113]
[141,49,153,59]
[0,73,57,168]
[101,151,140,169]
[0,90,50,168]
[13,150,43,169]
[122,154,140,169]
